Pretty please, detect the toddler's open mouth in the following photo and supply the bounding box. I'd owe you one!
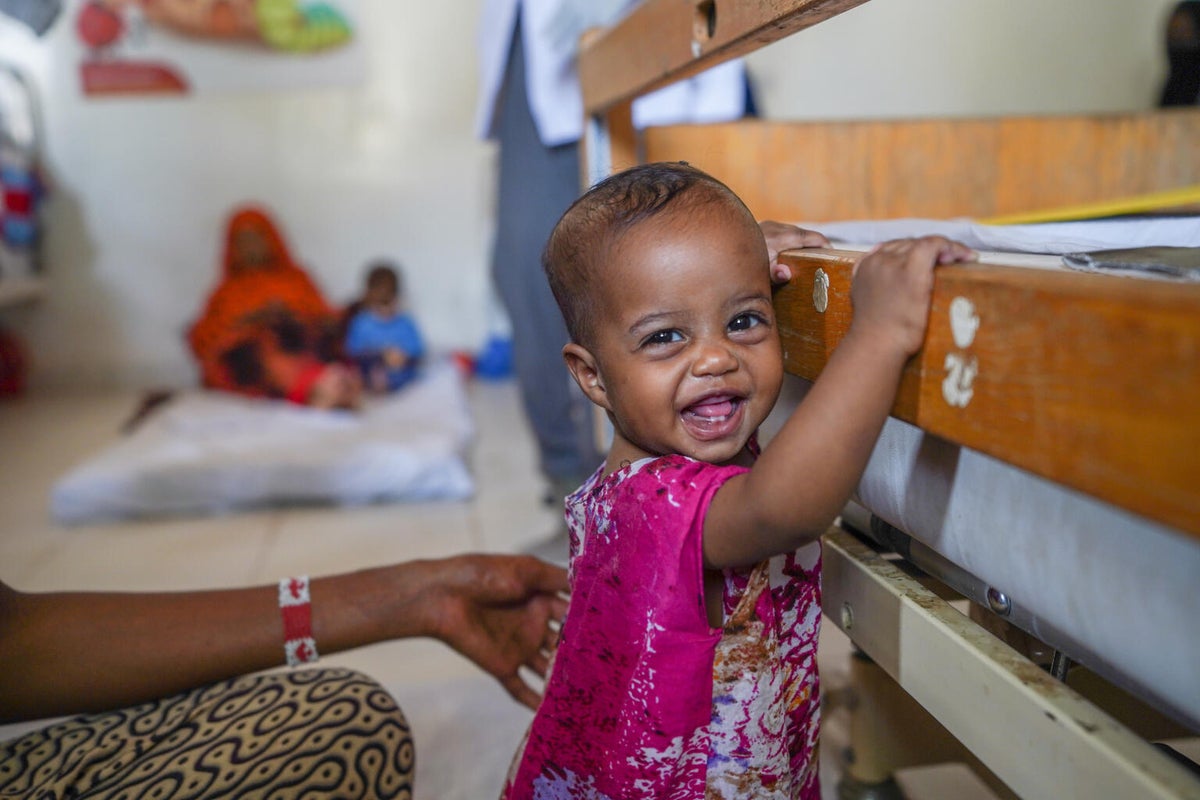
[681,394,745,440]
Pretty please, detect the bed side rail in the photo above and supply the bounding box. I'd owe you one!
[775,249,1200,540]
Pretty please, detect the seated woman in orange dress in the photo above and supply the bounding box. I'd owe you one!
[187,205,361,409]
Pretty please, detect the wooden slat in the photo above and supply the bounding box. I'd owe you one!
[774,249,1200,539]
[822,529,1200,800]
[579,0,869,116]
[642,111,1200,221]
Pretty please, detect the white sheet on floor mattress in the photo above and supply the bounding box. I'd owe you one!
[51,360,475,524]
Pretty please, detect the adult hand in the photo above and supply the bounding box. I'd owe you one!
[759,221,830,284]
[416,554,569,710]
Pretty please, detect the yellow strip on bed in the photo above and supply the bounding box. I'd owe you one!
[981,184,1200,225]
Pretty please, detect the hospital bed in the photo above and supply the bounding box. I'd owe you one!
[576,2,1200,797]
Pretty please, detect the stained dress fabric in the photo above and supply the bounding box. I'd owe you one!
[503,455,822,799]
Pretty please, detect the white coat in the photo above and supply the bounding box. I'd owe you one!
[475,0,748,147]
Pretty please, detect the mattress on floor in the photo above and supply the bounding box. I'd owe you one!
[52,359,475,524]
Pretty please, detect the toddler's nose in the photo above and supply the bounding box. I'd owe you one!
[691,341,737,377]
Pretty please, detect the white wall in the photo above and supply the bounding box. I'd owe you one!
[1,0,498,390]
[748,0,1176,119]
[0,0,1180,390]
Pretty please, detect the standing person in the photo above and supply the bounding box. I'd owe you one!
[1,553,568,799]
[500,162,976,798]
[1161,1,1200,106]
[474,0,752,540]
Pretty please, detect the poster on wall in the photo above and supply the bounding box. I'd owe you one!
[71,0,365,96]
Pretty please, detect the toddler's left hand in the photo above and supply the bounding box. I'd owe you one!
[383,348,409,369]
[850,236,977,358]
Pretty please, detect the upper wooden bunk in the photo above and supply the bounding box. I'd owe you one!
[577,0,1200,540]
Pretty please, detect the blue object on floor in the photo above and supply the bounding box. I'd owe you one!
[474,335,513,380]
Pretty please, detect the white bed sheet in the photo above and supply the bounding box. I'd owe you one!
[808,216,1200,260]
[52,360,475,524]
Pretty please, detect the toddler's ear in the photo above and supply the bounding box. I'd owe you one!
[563,343,609,410]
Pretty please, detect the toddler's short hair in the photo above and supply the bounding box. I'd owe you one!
[366,261,402,297]
[542,162,754,346]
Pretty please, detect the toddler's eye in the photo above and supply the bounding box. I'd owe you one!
[644,329,683,346]
[729,313,765,332]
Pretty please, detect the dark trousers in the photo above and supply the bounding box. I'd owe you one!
[490,17,603,485]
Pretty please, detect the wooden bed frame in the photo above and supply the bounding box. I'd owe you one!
[577,2,1200,798]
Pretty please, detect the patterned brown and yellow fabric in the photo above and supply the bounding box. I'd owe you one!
[0,668,413,799]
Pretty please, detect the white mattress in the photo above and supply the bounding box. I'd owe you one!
[856,417,1200,730]
[52,359,475,524]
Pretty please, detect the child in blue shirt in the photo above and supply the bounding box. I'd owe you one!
[344,261,425,392]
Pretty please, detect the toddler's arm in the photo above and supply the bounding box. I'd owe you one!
[704,236,977,569]
[343,312,372,357]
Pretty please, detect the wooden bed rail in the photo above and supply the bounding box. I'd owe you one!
[643,111,1200,222]
[774,249,1200,540]
[579,0,869,117]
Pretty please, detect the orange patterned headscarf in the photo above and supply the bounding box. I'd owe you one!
[187,206,337,395]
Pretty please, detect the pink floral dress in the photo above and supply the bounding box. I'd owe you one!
[503,455,822,799]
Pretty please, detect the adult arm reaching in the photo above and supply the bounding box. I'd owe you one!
[0,553,568,723]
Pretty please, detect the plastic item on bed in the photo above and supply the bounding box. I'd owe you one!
[472,334,512,380]
[1061,245,1200,280]
[51,359,474,524]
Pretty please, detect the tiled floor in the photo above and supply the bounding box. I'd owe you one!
[0,378,1011,798]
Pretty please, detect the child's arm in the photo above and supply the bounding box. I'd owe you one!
[703,236,977,569]
[399,315,425,361]
[380,318,424,368]
[343,313,371,357]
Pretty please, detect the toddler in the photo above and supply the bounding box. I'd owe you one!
[344,261,425,393]
[502,162,975,799]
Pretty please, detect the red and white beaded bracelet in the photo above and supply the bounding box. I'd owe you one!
[279,575,319,666]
